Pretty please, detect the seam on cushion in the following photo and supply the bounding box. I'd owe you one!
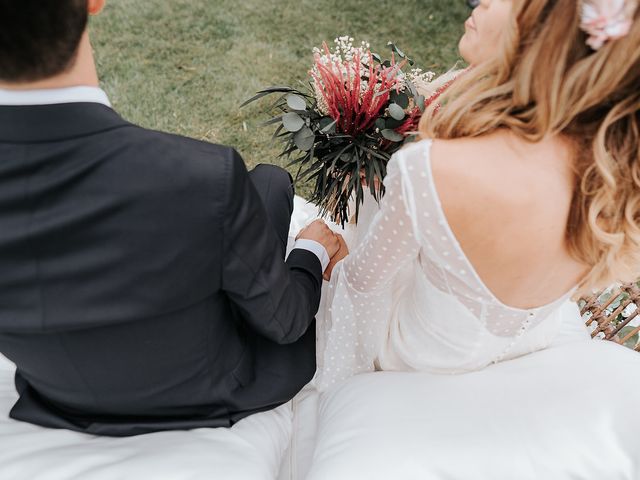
[290,393,299,480]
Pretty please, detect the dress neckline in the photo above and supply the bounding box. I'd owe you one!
[416,139,577,314]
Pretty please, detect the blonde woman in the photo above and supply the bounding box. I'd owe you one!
[317,0,640,388]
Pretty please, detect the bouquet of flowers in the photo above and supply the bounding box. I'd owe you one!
[244,36,449,225]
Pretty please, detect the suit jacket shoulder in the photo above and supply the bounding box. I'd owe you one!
[0,108,242,332]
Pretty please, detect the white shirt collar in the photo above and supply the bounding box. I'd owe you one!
[0,86,111,107]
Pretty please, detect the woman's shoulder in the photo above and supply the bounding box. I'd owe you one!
[428,132,574,220]
[427,133,580,300]
[391,131,575,234]
[392,134,532,221]
[435,135,519,200]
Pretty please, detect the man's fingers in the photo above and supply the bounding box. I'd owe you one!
[296,219,347,267]
[323,234,349,281]
[329,237,341,257]
[323,257,338,281]
[323,267,333,282]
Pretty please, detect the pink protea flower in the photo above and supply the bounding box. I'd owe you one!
[311,43,405,137]
[580,0,638,50]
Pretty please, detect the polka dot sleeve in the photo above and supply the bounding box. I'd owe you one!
[339,155,421,293]
[316,151,420,389]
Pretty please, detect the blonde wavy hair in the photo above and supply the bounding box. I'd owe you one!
[420,0,640,295]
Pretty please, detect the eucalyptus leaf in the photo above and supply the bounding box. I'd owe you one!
[319,117,333,128]
[388,103,406,121]
[404,80,418,98]
[286,94,307,111]
[294,127,315,151]
[385,117,403,129]
[375,118,386,131]
[389,43,406,58]
[319,118,337,134]
[381,129,405,142]
[391,91,410,109]
[282,112,305,132]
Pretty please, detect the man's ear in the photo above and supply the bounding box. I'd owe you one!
[88,0,106,16]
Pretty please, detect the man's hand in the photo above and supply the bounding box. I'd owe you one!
[297,219,341,259]
[323,234,349,281]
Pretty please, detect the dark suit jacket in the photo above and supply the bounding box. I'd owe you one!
[0,103,322,436]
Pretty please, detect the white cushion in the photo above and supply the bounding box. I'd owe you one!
[277,385,320,480]
[307,340,640,480]
[0,355,291,480]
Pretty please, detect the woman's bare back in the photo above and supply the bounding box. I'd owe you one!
[430,131,588,309]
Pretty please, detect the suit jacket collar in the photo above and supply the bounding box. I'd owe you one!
[0,103,131,143]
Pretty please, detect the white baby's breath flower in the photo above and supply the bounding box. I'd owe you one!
[311,35,374,110]
[407,67,436,85]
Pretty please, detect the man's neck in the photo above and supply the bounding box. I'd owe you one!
[0,31,99,91]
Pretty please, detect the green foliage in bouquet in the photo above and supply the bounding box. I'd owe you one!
[243,37,441,226]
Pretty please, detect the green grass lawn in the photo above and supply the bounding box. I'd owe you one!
[91,0,469,192]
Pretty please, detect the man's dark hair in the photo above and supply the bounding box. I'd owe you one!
[0,0,88,82]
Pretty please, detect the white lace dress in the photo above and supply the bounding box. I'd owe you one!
[310,139,577,390]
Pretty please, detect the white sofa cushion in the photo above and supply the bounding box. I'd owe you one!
[306,340,640,480]
[277,385,320,480]
[0,354,291,480]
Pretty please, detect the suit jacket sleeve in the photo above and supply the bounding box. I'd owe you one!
[221,149,323,345]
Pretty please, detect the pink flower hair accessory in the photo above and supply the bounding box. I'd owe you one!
[580,0,638,50]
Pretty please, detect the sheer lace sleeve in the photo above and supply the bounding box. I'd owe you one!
[339,156,421,293]
[316,150,421,390]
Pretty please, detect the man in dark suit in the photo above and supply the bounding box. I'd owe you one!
[0,0,345,436]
